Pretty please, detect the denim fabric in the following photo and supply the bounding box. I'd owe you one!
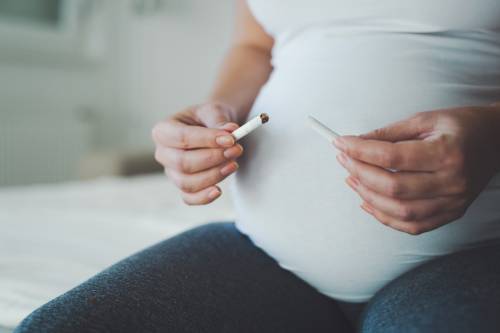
[359,243,500,333]
[15,223,354,333]
[14,223,500,333]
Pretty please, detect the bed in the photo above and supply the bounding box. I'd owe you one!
[0,174,235,330]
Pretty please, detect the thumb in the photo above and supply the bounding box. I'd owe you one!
[196,103,239,131]
[360,114,431,142]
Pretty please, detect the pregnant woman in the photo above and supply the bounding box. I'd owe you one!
[16,1,500,332]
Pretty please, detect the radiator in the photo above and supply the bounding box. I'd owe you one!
[0,106,91,187]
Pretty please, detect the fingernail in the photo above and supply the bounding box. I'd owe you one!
[346,176,360,190]
[216,135,235,147]
[220,162,239,176]
[333,137,346,150]
[208,188,221,199]
[220,123,239,132]
[361,202,374,215]
[224,145,243,159]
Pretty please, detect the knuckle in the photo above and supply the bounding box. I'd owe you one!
[347,160,358,175]
[372,128,387,138]
[406,225,423,236]
[182,193,208,206]
[181,195,202,206]
[452,177,468,195]
[385,178,403,197]
[151,124,162,143]
[199,102,228,119]
[176,127,190,149]
[343,145,356,159]
[181,196,194,206]
[173,154,185,172]
[154,148,162,164]
[397,204,416,221]
[173,153,192,174]
[379,150,400,169]
[204,150,222,166]
[210,102,225,113]
[363,192,375,205]
[178,179,196,193]
[167,170,180,185]
[377,217,391,227]
[209,168,224,184]
[170,172,195,193]
[211,102,233,117]
[372,213,389,226]
[443,148,465,169]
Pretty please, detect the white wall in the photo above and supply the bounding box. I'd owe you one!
[112,0,235,150]
[0,0,235,186]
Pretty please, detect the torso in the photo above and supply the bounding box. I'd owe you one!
[231,0,500,301]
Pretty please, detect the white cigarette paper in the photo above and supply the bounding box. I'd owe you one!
[307,115,340,142]
[232,113,269,141]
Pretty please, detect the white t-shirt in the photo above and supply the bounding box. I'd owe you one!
[231,0,500,302]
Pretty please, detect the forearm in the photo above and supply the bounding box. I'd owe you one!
[209,44,273,123]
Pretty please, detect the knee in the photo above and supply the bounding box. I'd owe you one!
[187,222,237,239]
[360,295,500,333]
[359,246,500,333]
[169,222,244,251]
[14,305,66,333]
[14,315,42,333]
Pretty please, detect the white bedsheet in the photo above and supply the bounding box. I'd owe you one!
[0,174,234,328]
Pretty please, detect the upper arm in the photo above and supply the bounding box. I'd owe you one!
[233,0,274,53]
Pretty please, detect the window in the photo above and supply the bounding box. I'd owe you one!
[0,0,62,26]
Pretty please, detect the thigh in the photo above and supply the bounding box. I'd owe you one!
[15,223,353,333]
[360,243,500,333]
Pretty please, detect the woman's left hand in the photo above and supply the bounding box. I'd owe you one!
[334,105,500,235]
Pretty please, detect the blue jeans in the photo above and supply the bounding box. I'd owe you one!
[14,223,500,333]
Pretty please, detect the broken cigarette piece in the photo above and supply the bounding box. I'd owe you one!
[307,115,340,142]
[232,113,269,141]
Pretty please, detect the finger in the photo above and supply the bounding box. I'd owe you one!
[361,203,464,235]
[334,136,441,171]
[155,144,243,174]
[152,119,235,149]
[360,113,433,142]
[181,186,222,206]
[168,160,239,193]
[196,103,239,130]
[220,122,240,132]
[347,176,463,221]
[336,153,447,199]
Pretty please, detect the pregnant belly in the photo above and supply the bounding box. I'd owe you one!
[231,32,500,301]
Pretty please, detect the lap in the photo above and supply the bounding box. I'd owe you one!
[361,243,500,333]
[15,223,353,333]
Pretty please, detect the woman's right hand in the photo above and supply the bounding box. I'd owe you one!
[152,103,243,205]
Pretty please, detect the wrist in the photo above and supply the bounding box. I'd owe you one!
[206,96,251,124]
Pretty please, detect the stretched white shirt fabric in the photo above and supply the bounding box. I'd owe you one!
[231,0,500,302]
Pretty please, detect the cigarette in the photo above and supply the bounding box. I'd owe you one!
[307,115,340,142]
[232,113,269,141]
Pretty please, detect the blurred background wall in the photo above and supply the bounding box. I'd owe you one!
[0,0,235,186]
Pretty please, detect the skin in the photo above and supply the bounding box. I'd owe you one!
[152,0,274,205]
[334,106,500,235]
[153,1,500,235]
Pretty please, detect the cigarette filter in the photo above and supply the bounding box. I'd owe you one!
[307,115,340,142]
[232,113,269,141]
